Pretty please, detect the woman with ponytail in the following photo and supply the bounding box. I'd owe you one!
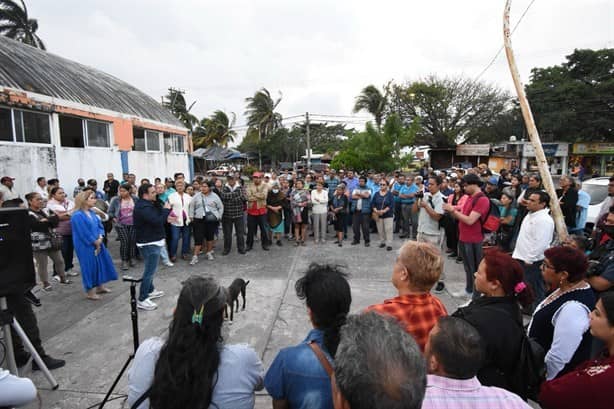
[265,263,351,409]
[452,248,535,399]
[127,276,264,409]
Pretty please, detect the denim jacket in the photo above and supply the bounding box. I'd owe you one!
[264,329,333,409]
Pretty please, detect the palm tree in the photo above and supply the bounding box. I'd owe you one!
[0,0,45,50]
[245,88,282,168]
[353,85,388,129]
[192,110,237,148]
[162,88,198,131]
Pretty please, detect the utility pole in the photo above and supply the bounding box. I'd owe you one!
[306,112,311,171]
[503,0,567,242]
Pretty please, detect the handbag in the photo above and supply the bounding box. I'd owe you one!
[201,196,218,222]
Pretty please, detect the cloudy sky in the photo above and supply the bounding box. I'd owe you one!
[30,0,612,139]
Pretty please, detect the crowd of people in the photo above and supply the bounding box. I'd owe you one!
[1,163,614,408]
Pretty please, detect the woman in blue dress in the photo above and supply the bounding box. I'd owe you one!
[72,190,117,300]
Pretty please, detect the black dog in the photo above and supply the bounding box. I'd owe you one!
[224,278,250,322]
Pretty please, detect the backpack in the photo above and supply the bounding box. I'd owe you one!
[484,306,546,401]
[471,193,501,233]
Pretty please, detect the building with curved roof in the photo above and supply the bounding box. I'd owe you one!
[0,36,191,198]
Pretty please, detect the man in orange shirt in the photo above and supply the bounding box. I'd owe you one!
[366,240,447,351]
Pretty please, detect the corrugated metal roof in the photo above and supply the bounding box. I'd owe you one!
[0,36,185,128]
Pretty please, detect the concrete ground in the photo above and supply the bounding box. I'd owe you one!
[15,229,472,409]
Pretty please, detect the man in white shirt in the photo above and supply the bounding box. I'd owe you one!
[512,190,554,311]
[34,176,48,202]
[0,176,18,201]
[415,175,446,293]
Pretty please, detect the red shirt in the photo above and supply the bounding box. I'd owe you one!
[366,293,447,351]
[247,201,267,216]
[458,192,490,243]
[539,353,614,409]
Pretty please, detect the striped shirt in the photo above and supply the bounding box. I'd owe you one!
[422,375,531,409]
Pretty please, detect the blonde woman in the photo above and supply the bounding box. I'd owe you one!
[72,190,117,300]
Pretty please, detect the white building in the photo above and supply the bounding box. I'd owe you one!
[0,36,190,199]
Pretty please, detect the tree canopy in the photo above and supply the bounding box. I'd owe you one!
[387,75,511,147]
[526,48,614,142]
[353,84,388,129]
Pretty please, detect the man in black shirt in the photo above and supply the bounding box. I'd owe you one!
[103,172,120,200]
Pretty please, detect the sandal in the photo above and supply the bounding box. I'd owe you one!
[42,283,52,291]
[86,294,101,301]
[96,287,111,294]
[60,278,72,284]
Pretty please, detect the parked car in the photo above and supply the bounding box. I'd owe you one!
[583,177,610,230]
[206,165,231,176]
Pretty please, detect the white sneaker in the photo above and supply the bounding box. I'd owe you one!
[190,255,199,265]
[148,290,165,300]
[206,252,214,261]
[137,298,157,311]
[163,261,174,267]
[52,276,61,282]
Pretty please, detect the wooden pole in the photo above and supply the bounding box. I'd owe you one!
[503,0,567,242]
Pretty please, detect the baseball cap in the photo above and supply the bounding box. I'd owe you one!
[1,176,15,183]
[487,176,498,185]
[252,172,264,178]
[462,174,483,186]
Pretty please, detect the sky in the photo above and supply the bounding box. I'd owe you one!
[29,0,613,141]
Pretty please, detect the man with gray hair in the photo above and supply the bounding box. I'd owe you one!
[332,312,426,409]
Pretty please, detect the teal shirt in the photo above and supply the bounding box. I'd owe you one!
[399,184,418,205]
[498,205,517,226]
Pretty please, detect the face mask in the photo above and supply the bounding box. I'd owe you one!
[272,189,279,194]
[603,225,614,238]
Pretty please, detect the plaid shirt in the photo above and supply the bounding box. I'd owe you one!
[422,375,531,409]
[366,293,447,351]
[219,184,247,220]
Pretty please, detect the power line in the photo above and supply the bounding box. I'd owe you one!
[474,0,538,81]
[310,113,371,119]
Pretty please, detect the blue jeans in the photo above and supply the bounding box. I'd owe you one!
[139,245,161,301]
[170,225,191,258]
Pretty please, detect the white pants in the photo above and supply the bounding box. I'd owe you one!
[376,217,394,247]
[312,213,327,242]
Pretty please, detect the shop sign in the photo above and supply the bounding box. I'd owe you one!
[456,144,490,156]
[572,143,614,155]
[522,143,568,157]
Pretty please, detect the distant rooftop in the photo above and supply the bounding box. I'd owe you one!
[0,36,185,128]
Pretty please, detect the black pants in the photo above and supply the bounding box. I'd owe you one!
[352,212,370,243]
[222,217,246,252]
[283,207,293,235]
[393,202,403,233]
[247,214,271,248]
[444,216,459,252]
[6,293,45,358]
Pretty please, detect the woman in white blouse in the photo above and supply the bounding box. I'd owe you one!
[311,181,329,244]
[166,180,192,261]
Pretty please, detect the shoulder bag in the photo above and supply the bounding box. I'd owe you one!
[201,196,218,223]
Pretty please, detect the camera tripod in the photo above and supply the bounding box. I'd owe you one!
[98,276,142,408]
[0,296,58,389]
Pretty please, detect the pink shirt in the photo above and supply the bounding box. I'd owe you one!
[458,192,490,243]
[422,375,530,409]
